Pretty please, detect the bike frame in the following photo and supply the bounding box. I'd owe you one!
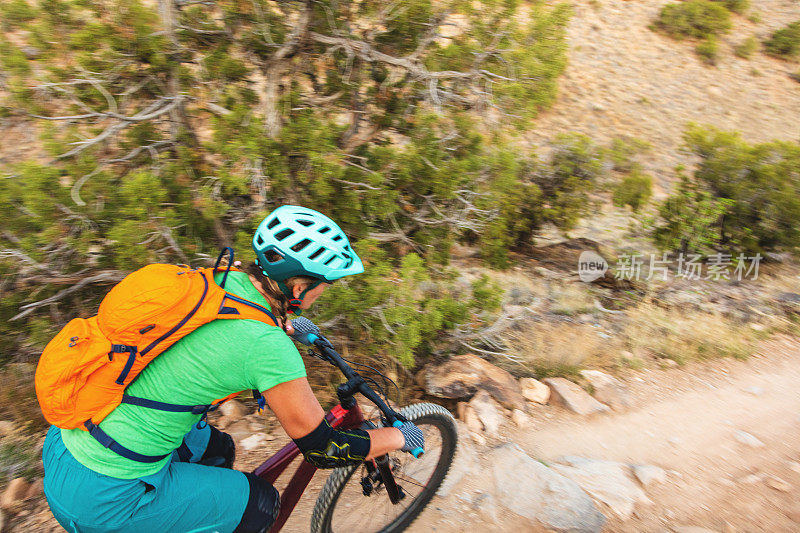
[251,402,366,532]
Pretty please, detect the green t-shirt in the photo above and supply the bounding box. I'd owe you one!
[61,271,306,479]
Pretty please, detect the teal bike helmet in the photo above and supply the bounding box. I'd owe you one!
[252,205,364,312]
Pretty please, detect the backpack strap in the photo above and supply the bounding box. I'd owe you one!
[84,420,172,463]
[218,293,278,326]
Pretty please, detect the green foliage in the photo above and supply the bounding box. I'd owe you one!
[471,275,502,312]
[0,0,36,30]
[313,243,473,368]
[711,0,749,14]
[655,126,800,254]
[607,136,651,173]
[613,169,653,212]
[654,1,732,40]
[734,36,758,58]
[653,173,733,254]
[696,36,720,64]
[764,21,800,59]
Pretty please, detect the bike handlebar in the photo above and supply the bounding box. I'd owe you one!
[291,317,407,425]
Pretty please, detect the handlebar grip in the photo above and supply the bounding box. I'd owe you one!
[392,421,424,458]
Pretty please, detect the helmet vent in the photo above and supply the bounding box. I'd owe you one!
[318,226,331,234]
[332,234,343,242]
[265,250,284,264]
[267,218,280,230]
[275,228,294,241]
[324,256,337,266]
[308,247,326,260]
[297,219,313,227]
[256,235,264,246]
[291,239,311,252]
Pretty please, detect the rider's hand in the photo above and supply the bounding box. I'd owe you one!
[393,421,424,456]
[284,319,294,336]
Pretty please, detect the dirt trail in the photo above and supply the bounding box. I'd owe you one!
[410,336,800,532]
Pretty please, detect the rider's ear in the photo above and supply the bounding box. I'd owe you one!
[292,283,306,299]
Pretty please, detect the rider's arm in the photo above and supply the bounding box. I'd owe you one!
[263,377,404,466]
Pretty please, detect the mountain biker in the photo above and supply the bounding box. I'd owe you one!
[41,205,424,533]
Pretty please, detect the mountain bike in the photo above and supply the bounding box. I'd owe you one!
[251,318,458,532]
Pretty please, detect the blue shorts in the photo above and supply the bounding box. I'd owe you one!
[42,425,249,533]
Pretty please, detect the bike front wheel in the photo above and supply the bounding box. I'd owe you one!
[310,402,457,533]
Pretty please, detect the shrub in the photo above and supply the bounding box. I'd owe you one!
[607,136,651,173]
[734,36,758,58]
[696,37,720,64]
[764,21,800,59]
[655,126,800,254]
[0,0,36,30]
[613,169,653,212]
[654,1,732,40]
[712,0,749,14]
[653,174,733,254]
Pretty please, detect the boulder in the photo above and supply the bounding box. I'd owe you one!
[469,390,503,436]
[552,457,651,520]
[511,409,530,428]
[239,433,268,452]
[423,354,525,410]
[544,378,610,416]
[632,465,667,487]
[462,405,484,434]
[490,444,606,533]
[734,430,764,448]
[520,378,551,404]
[579,370,632,411]
[25,479,43,500]
[0,478,29,511]
[219,399,247,422]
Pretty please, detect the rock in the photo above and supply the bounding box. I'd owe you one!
[471,432,486,446]
[788,461,800,474]
[580,370,632,411]
[552,456,651,520]
[520,378,551,404]
[511,409,530,428]
[423,354,525,410]
[489,444,606,532]
[226,420,252,441]
[0,509,4,533]
[219,400,247,422]
[438,422,477,497]
[738,473,764,484]
[734,430,765,448]
[0,421,14,438]
[239,433,268,452]
[766,476,791,492]
[469,390,503,436]
[25,479,43,500]
[544,378,610,416]
[632,465,667,487]
[1,478,29,510]
[20,46,41,59]
[674,527,721,533]
[776,292,800,304]
[456,401,469,421]
[463,405,483,434]
[743,386,764,396]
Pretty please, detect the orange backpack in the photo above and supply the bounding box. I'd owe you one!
[35,249,278,462]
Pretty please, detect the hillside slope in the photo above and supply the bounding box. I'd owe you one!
[528,0,800,196]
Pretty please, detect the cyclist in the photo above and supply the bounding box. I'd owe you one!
[42,205,424,533]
